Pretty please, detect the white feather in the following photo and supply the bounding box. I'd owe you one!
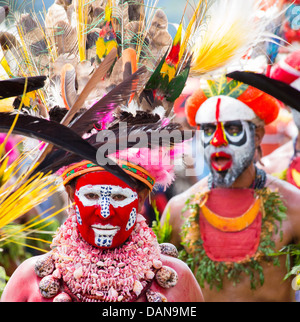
[190,0,285,76]
[48,79,65,108]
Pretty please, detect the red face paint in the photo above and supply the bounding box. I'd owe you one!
[210,98,228,147]
[74,172,139,249]
[210,151,233,172]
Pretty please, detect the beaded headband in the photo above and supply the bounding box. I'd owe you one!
[62,160,155,191]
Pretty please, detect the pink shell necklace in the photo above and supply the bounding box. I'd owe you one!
[42,212,162,302]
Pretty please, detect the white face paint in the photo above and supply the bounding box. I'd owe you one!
[126,208,137,231]
[91,224,121,248]
[75,205,82,225]
[195,95,257,124]
[75,185,138,218]
[202,121,256,187]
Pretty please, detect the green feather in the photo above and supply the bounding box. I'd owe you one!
[203,80,218,98]
[145,50,168,90]
[166,64,190,102]
[222,79,248,98]
[216,74,228,95]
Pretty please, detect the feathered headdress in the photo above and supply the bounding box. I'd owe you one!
[0,0,282,191]
[0,0,193,191]
[184,0,285,128]
[0,5,68,255]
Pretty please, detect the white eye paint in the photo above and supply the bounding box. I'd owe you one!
[204,121,256,187]
[76,185,138,207]
[202,130,213,146]
[225,129,244,144]
[75,185,138,219]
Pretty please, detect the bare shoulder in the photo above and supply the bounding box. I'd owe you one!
[163,177,209,218]
[6,255,37,282]
[266,174,300,208]
[266,174,300,241]
[260,141,293,174]
[161,177,208,247]
[1,256,41,302]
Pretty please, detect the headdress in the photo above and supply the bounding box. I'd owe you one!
[268,50,300,84]
[184,0,285,128]
[185,76,281,127]
[0,0,281,191]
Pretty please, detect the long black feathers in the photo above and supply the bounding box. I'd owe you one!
[0,113,138,188]
[0,76,47,99]
[69,66,148,136]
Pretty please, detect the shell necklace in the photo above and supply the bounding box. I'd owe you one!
[36,212,167,302]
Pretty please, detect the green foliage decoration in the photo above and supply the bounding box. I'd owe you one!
[179,188,287,291]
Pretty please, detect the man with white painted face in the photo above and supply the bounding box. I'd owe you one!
[161,75,300,302]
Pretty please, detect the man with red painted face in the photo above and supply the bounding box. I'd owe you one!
[161,75,300,302]
[1,126,203,302]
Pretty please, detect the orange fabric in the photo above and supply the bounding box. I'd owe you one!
[238,87,281,125]
[184,88,207,126]
[185,85,281,126]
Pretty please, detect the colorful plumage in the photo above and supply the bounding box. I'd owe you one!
[60,63,77,110]
[189,0,283,76]
[0,0,281,184]
[96,3,118,62]
[0,0,285,259]
[145,25,190,109]
[160,24,183,83]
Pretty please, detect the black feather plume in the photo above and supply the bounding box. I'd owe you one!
[69,66,148,136]
[227,71,300,113]
[0,76,47,99]
[31,119,189,187]
[0,113,138,188]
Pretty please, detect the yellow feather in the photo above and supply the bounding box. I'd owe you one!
[190,0,280,76]
[179,0,207,63]
[292,169,300,187]
[191,22,244,74]
[0,56,12,77]
[75,0,89,62]
[0,155,61,229]
[0,97,15,113]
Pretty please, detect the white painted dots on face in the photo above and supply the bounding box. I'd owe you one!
[75,185,138,219]
[74,172,140,249]
[99,186,113,219]
[75,205,82,225]
[126,208,137,231]
[93,226,120,248]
